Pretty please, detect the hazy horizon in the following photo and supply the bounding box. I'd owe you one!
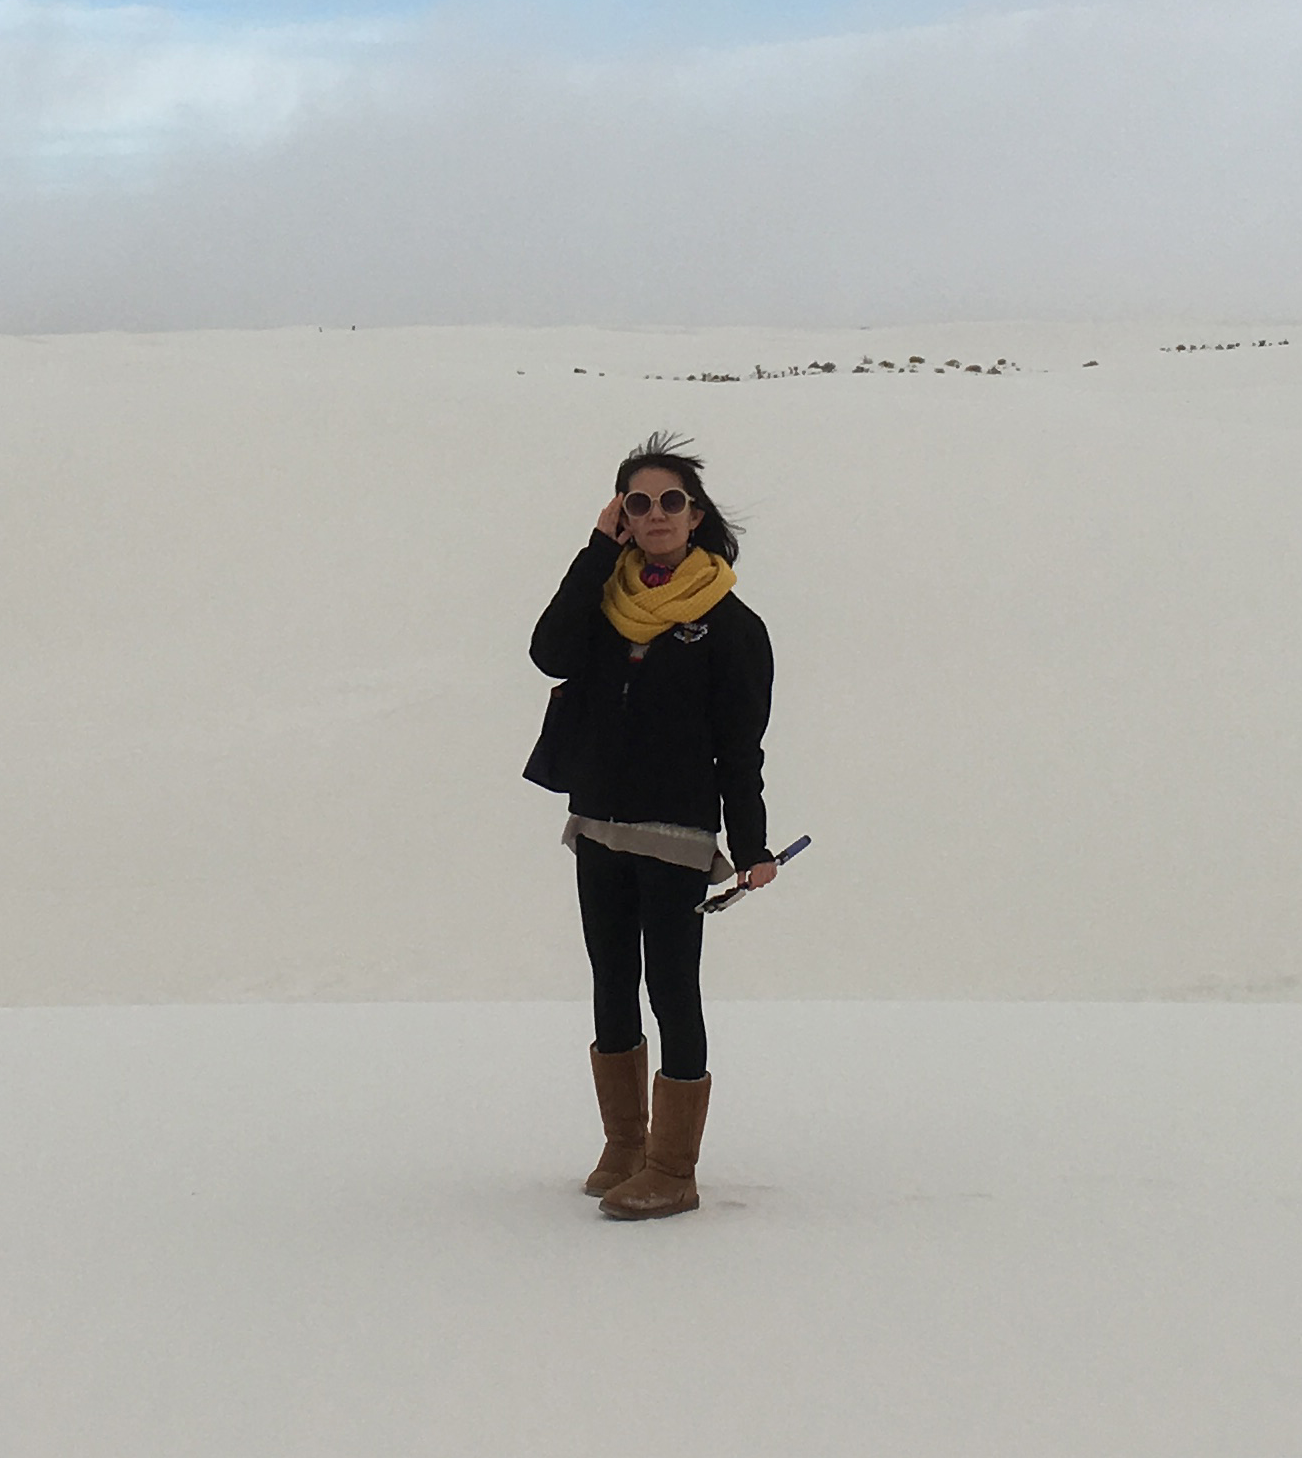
[3,0,1300,334]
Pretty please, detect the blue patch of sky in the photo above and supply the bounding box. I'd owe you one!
[72,0,975,52]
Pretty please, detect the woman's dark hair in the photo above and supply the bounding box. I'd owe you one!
[614,431,745,565]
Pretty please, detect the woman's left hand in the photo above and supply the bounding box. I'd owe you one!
[738,860,778,891]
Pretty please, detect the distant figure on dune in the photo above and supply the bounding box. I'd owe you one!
[527,432,776,1221]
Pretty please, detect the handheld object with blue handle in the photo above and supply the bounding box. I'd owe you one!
[694,835,812,914]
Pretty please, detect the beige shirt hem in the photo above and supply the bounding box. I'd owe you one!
[563,815,734,885]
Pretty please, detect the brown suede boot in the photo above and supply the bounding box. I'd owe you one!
[583,1038,649,1196]
[599,1069,711,1220]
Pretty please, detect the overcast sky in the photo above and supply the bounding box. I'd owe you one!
[2,0,1299,332]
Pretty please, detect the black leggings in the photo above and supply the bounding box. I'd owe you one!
[574,834,710,1081]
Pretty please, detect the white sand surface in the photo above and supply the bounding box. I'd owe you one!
[3,1001,1299,1458]
[3,320,1300,1003]
[5,326,1299,1455]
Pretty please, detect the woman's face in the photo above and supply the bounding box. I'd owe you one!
[622,466,707,566]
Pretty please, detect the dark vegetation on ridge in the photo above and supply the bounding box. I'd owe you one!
[638,353,1023,382]
[544,335,1294,381]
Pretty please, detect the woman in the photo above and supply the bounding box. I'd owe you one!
[529,432,778,1220]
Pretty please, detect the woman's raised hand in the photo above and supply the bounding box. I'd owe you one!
[597,495,631,545]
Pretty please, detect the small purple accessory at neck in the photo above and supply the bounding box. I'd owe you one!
[640,560,676,588]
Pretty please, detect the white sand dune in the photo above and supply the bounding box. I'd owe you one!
[3,1001,1300,1457]
[4,323,1300,1457]
[3,320,1298,1003]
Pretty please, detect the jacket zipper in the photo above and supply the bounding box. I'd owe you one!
[613,676,630,821]
[622,639,647,711]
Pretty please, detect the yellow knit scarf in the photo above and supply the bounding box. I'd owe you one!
[601,546,738,644]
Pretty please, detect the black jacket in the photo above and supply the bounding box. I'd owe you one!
[530,531,774,871]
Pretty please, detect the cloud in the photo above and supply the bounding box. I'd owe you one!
[2,0,1300,330]
[0,2,401,162]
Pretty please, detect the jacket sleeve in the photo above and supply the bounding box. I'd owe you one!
[710,609,774,873]
[529,530,622,679]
